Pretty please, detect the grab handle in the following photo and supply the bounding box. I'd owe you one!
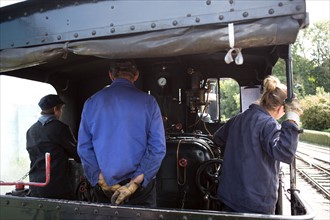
[0,153,50,190]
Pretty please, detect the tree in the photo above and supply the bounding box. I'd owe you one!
[300,87,330,131]
[220,79,240,121]
[273,20,330,96]
[293,20,330,94]
[272,56,309,97]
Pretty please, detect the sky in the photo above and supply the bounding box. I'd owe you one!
[0,0,329,24]
[305,0,330,24]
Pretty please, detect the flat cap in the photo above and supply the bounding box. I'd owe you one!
[110,60,137,73]
[38,94,64,110]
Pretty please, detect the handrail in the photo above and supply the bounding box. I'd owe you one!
[0,153,50,190]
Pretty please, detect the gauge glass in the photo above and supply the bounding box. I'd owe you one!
[158,77,167,86]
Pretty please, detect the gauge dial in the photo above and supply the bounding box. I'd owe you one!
[157,77,167,87]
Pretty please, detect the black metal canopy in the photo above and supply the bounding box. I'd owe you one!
[0,0,308,86]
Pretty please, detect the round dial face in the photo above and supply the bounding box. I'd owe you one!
[157,77,167,86]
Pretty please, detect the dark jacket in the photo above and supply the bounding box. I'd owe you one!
[213,104,300,214]
[26,115,80,199]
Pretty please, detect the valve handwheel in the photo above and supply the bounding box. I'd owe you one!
[195,158,222,200]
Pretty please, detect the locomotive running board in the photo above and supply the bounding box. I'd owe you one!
[1,191,314,220]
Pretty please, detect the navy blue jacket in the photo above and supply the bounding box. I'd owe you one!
[213,104,300,214]
[26,115,81,199]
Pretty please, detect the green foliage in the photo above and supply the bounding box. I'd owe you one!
[291,20,330,95]
[222,21,330,131]
[272,59,286,82]
[220,79,240,121]
[299,129,330,147]
[272,55,310,98]
[300,88,330,131]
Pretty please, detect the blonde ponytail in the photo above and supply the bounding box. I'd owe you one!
[259,75,287,111]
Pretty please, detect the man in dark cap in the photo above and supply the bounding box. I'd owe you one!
[78,60,166,206]
[26,94,81,199]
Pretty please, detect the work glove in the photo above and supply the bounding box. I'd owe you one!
[98,173,121,192]
[111,182,140,205]
[285,97,303,125]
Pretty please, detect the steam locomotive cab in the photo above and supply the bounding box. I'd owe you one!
[0,0,314,219]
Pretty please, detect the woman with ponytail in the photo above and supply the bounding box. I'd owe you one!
[213,75,303,214]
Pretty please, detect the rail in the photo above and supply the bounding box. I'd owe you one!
[296,153,330,200]
[0,153,51,190]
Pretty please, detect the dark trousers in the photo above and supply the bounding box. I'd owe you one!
[93,179,156,207]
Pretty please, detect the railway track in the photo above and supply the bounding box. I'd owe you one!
[296,143,330,200]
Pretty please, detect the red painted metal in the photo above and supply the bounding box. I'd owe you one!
[0,153,51,189]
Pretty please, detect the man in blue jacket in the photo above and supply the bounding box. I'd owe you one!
[78,60,166,206]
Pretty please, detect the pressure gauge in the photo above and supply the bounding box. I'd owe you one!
[157,77,167,87]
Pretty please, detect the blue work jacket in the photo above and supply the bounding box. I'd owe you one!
[78,78,166,188]
[213,104,300,214]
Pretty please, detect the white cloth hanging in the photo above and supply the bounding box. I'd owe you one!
[224,23,244,65]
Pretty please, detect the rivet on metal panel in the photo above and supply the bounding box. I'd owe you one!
[206,0,211,5]
[26,41,30,45]
[278,2,283,7]
[56,205,61,210]
[11,43,14,47]
[92,30,96,35]
[111,28,115,33]
[172,20,178,26]
[94,209,98,214]
[74,2,79,6]
[151,23,156,28]
[229,0,234,4]
[40,8,44,12]
[24,12,28,16]
[74,207,79,212]
[111,6,114,9]
[136,212,141,217]
[45,32,48,36]
[159,214,164,219]
[268,8,274,14]
[57,35,61,40]
[57,4,61,8]
[182,216,188,220]
[296,5,301,11]
[195,17,200,23]
[45,16,48,20]
[21,202,26,206]
[110,23,114,27]
[8,16,12,20]
[243,12,248,17]
[186,14,191,17]
[38,204,43,208]
[219,15,224,20]
[74,33,78,38]
[115,211,119,215]
[130,25,135,31]
[41,39,45,42]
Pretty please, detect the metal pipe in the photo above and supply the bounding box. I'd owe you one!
[0,153,51,188]
[285,44,293,101]
[285,44,298,215]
